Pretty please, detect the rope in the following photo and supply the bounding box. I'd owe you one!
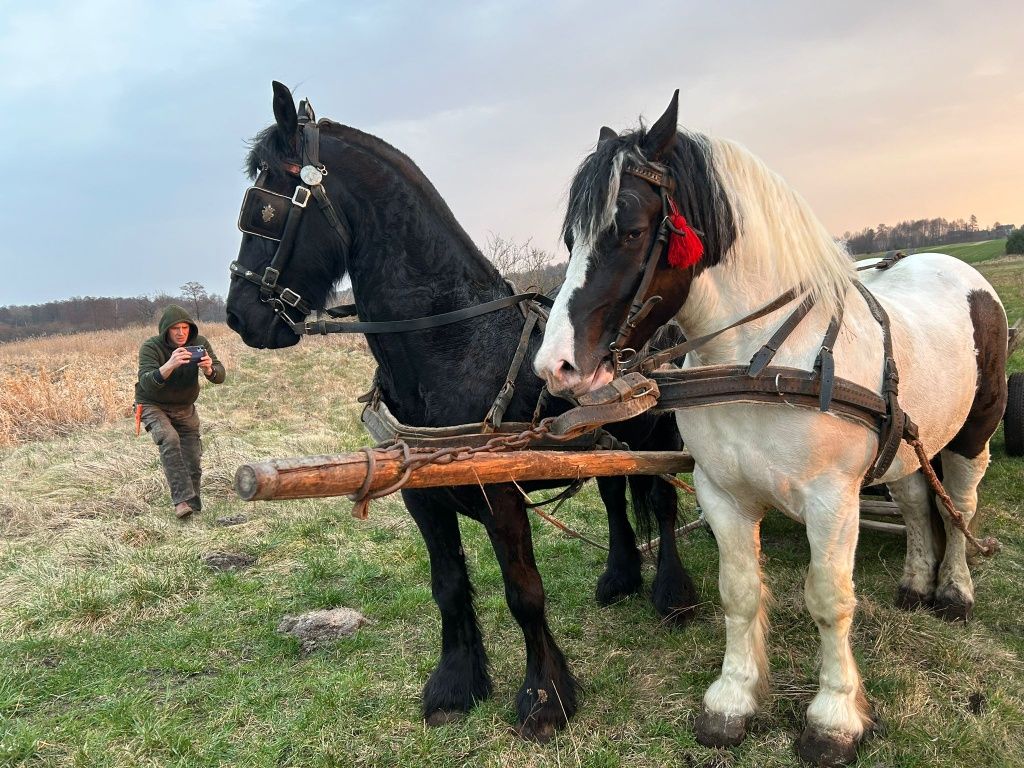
[909,438,1001,557]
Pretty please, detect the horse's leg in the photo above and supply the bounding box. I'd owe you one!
[595,476,643,604]
[694,467,767,748]
[933,289,1007,620]
[478,484,579,742]
[629,473,698,626]
[888,472,941,609]
[403,489,492,725]
[932,447,989,621]
[797,488,872,767]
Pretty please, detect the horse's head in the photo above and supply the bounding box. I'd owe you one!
[226,81,351,349]
[534,92,736,398]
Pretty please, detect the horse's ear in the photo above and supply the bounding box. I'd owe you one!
[271,81,298,147]
[642,89,679,160]
[598,126,617,144]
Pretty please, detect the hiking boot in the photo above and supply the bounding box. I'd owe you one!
[175,502,195,519]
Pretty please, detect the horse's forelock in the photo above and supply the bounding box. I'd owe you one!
[244,125,292,180]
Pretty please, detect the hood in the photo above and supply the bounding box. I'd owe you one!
[158,304,198,344]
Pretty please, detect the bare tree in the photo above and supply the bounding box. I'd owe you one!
[483,234,560,294]
[179,281,209,319]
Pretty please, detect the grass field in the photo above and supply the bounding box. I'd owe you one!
[1,245,1022,767]
[863,238,1011,265]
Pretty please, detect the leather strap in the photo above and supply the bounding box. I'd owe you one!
[815,303,845,412]
[651,365,887,432]
[298,292,553,336]
[483,308,541,431]
[746,294,816,377]
[853,281,916,482]
[637,289,802,372]
[549,373,661,437]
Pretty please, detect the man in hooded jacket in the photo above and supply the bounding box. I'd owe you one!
[136,304,226,519]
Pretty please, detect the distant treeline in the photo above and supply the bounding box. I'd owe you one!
[841,216,1015,255]
[0,287,226,344]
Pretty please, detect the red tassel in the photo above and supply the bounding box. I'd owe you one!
[666,199,703,269]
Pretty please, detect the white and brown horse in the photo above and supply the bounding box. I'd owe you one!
[534,92,1008,764]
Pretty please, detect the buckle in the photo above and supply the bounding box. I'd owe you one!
[279,287,302,307]
[292,186,311,208]
[262,267,280,288]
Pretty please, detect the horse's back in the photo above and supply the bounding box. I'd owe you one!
[859,251,1007,474]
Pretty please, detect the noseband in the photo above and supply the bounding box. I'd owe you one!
[230,99,355,330]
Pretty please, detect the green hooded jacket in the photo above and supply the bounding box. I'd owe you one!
[135,304,226,406]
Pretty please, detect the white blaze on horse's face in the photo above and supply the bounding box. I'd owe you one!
[534,234,615,397]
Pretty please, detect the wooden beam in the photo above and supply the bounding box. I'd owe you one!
[235,449,696,502]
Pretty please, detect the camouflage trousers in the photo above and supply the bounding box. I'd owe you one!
[141,404,203,508]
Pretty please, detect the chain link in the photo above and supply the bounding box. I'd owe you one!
[349,417,580,517]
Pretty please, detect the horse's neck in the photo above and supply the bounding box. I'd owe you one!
[345,176,523,424]
[675,138,854,365]
[676,254,825,367]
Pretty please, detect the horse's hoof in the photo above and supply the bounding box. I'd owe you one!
[796,725,860,766]
[652,575,698,628]
[595,568,642,605]
[932,592,974,623]
[694,709,749,748]
[518,720,557,743]
[895,584,932,611]
[424,709,467,727]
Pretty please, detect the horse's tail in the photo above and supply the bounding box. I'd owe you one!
[627,412,684,545]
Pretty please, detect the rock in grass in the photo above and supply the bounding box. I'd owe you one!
[215,513,250,527]
[201,551,256,571]
[277,608,368,653]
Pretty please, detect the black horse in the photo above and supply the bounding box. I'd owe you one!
[226,81,698,739]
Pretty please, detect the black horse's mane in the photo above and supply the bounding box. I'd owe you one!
[562,124,738,267]
[245,121,499,280]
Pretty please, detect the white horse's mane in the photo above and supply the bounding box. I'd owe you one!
[708,137,854,317]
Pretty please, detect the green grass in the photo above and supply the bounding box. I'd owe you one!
[1,246,1023,767]
[862,238,1010,265]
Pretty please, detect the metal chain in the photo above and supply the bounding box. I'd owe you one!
[349,417,575,517]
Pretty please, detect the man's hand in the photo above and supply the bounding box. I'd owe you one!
[158,347,193,380]
[199,353,214,377]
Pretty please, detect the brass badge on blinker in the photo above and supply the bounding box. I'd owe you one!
[261,204,276,223]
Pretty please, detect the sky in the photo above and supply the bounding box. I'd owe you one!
[1,0,1021,306]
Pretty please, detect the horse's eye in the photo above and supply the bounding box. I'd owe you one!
[623,229,645,244]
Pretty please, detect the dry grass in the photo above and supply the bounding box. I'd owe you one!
[1,309,1022,766]
[0,324,241,446]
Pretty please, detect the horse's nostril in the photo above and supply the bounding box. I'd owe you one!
[557,360,577,376]
[226,310,241,332]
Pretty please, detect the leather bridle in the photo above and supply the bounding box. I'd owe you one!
[606,163,683,371]
[230,99,356,332]
[230,100,553,339]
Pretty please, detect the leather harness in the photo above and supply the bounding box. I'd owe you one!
[610,155,916,484]
[640,254,916,483]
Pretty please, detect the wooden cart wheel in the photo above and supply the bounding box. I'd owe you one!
[1005,372,1024,457]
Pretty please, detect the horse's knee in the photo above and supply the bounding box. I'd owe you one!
[805,566,856,628]
[505,568,546,623]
